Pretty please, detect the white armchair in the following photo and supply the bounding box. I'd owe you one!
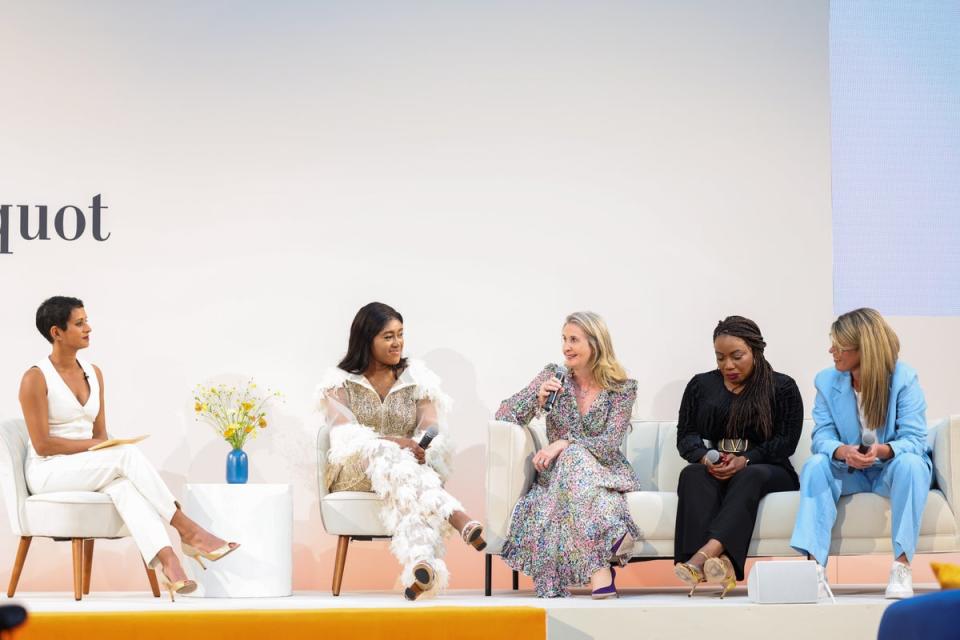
[315,423,390,596]
[0,418,160,600]
[484,416,960,595]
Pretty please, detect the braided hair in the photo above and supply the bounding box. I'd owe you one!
[713,316,775,441]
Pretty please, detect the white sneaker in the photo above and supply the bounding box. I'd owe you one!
[816,564,835,601]
[885,561,913,599]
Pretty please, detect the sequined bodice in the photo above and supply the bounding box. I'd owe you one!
[345,381,418,438]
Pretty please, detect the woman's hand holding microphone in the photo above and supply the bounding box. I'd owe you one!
[532,373,569,472]
[537,375,563,409]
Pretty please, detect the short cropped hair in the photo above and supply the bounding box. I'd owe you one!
[36,296,84,343]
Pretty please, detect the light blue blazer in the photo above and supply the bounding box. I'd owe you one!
[810,361,931,470]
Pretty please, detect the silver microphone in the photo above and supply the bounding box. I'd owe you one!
[848,430,877,473]
[704,449,721,465]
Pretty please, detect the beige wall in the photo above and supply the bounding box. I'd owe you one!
[0,1,956,592]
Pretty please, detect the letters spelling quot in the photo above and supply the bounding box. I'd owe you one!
[0,194,109,255]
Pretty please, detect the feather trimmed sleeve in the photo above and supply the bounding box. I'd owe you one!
[407,360,456,482]
[314,367,387,463]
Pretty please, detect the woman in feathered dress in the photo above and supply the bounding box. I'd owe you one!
[316,302,485,600]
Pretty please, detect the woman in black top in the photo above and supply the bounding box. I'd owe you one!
[673,316,803,597]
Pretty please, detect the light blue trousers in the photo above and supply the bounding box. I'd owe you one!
[790,452,931,566]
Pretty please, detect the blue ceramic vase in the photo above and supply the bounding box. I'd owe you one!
[226,448,248,484]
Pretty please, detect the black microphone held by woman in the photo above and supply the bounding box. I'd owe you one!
[542,366,567,413]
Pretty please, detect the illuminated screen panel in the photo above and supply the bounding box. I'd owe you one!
[831,1,960,315]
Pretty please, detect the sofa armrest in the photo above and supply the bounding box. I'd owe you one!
[485,420,537,552]
[932,415,960,531]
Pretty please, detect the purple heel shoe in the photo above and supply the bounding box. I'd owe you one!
[591,567,618,600]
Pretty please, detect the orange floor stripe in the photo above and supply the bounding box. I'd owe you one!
[13,607,545,640]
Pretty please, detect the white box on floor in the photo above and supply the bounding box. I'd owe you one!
[747,560,819,604]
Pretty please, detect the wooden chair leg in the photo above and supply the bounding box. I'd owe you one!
[82,540,94,595]
[71,538,83,601]
[332,535,350,596]
[143,560,161,598]
[6,536,32,597]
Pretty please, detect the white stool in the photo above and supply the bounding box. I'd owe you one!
[181,483,292,598]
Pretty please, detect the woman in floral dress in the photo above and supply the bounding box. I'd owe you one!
[496,311,639,598]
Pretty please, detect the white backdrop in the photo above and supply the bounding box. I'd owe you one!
[1,1,956,591]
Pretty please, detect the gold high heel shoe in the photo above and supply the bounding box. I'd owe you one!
[703,554,737,599]
[158,570,197,602]
[403,561,436,601]
[461,521,487,551]
[673,551,708,597]
[181,541,240,570]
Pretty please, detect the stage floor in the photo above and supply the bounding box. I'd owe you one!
[9,585,936,640]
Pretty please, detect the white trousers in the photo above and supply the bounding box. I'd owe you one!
[25,445,178,564]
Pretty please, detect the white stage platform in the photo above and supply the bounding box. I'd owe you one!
[9,585,934,640]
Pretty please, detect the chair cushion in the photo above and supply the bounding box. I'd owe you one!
[624,489,957,549]
[320,491,389,537]
[24,492,128,538]
[626,491,677,541]
[836,490,956,539]
[27,491,115,504]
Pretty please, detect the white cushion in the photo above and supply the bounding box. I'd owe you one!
[626,491,677,541]
[623,488,957,543]
[23,492,128,538]
[320,491,389,537]
[27,491,115,504]
[837,490,956,538]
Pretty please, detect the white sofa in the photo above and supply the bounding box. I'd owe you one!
[483,416,960,594]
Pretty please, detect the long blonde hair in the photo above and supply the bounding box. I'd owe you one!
[564,311,628,391]
[831,308,900,429]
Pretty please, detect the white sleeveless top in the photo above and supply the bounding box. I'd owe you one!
[29,357,100,459]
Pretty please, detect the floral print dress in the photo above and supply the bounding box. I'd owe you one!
[496,364,640,597]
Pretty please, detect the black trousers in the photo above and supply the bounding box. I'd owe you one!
[673,462,798,580]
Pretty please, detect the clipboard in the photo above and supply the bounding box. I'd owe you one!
[88,435,149,451]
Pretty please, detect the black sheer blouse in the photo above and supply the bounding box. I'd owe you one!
[676,369,804,476]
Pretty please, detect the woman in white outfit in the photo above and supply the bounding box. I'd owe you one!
[19,296,239,600]
[317,302,485,600]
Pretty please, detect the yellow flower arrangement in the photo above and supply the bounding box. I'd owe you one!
[193,380,281,450]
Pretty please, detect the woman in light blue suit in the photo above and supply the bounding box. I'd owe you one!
[790,308,931,600]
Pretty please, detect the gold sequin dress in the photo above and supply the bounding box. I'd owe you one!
[326,383,420,492]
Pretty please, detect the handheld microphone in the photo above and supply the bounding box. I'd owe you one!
[543,366,568,413]
[704,449,721,465]
[418,425,439,450]
[847,430,877,473]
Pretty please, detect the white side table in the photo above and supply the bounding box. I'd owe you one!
[181,483,292,598]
